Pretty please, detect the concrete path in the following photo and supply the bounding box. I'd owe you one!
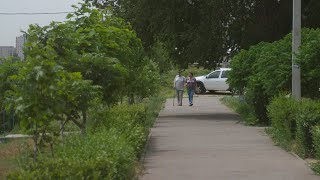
[141,96,319,180]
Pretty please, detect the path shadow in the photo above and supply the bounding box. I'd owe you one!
[146,136,177,154]
[159,112,240,122]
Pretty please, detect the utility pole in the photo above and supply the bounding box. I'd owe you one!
[292,0,301,100]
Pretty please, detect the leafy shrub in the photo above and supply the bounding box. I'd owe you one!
[9,92,165,179]
[143,95,165,127]
[267,96,299,150]
[89,104,147,156]
[8,129,136,180]
[311,164,320,175]
[312,125,320,159]
[297,28,320,99]
[229,28,320,124]
[295,100,320,157]
[228,42,269,95]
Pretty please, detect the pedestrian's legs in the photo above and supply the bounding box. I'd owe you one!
[176,90,180,105]
[187,88,191,105]
[177,90,183,106]
[190,89,194,105]
[187,88,194,105]
[176,90,178,103]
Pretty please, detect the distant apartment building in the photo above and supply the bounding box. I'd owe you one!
[0,46,15,58]
[16,34,27,60]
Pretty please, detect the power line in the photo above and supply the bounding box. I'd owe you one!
[0,12,72,15]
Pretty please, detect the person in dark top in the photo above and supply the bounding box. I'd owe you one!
[186,72,197,106]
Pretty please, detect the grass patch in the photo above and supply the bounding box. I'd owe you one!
[0,139,33,179]
[312,163,320,175]
[221,96,258,125]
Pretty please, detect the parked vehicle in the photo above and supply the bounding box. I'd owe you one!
[195,68,231,94]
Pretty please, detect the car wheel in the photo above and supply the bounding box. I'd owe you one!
[195,82,206,94]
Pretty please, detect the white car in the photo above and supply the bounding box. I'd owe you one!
[195,68,231,94]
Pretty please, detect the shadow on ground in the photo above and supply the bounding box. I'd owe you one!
[159,113,240,122]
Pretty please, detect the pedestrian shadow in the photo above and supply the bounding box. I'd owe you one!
[159,112,240,122]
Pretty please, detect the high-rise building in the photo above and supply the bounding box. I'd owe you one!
[16,34,27,60]
[0,46,16,58]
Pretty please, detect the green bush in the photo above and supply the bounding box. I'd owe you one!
[143,95,165,127]
[297,28,320,99]
[267,96,299,150]
[312,125,320,159]
[311,164,320,175]
[9,93,165,179]
[89,104,147,156]
[229,28,320,124]
[267,96,320,158]
[228,42,269,95]
[8,129,136,180]
[311,125,320,175]
[296,100,320,157]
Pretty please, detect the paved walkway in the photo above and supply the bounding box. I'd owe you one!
[141,96,319,180]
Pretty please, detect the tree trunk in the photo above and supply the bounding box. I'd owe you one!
[50,142,54,158]
[81,110,87,135]
[33,124,38,162]
[128,93,135,104]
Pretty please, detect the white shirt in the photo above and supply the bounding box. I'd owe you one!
[174,75,186,90]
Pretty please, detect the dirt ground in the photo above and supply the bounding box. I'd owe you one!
[0,139,32,179]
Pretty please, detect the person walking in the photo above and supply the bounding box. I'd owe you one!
[186,72,197,106]
[173,71,186,106]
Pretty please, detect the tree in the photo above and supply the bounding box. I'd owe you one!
[228,28,320,124]
[7,57,101,160]
[24,3,152,104]
[0,57,21,133]
[88,0,320,69]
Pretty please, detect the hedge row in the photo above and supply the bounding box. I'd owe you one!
[8,95,164,179]
[228,28,320,125]
[268,96,320,159]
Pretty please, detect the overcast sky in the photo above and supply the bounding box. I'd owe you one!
[0,0,82,46]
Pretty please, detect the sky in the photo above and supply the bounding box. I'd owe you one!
[0,0,83,46]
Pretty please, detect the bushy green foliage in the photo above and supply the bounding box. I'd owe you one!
[267,96,299,150]
[228,42,269,95]
[150,41,173,73]
[8,129,136,180]
[267,96,320,158]
[0,58,21,133]
[311,126,320,174]
[8,92,165,179]
[3,2,168,178]
[295,100,320,157]
[312,125,320,159]
[89,104,147,156]
[311,164,320,175]
[229,28,320,124]
[143,95,165,127]
[297,29,320,99]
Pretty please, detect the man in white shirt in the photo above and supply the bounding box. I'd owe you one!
[173,71,186,106]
